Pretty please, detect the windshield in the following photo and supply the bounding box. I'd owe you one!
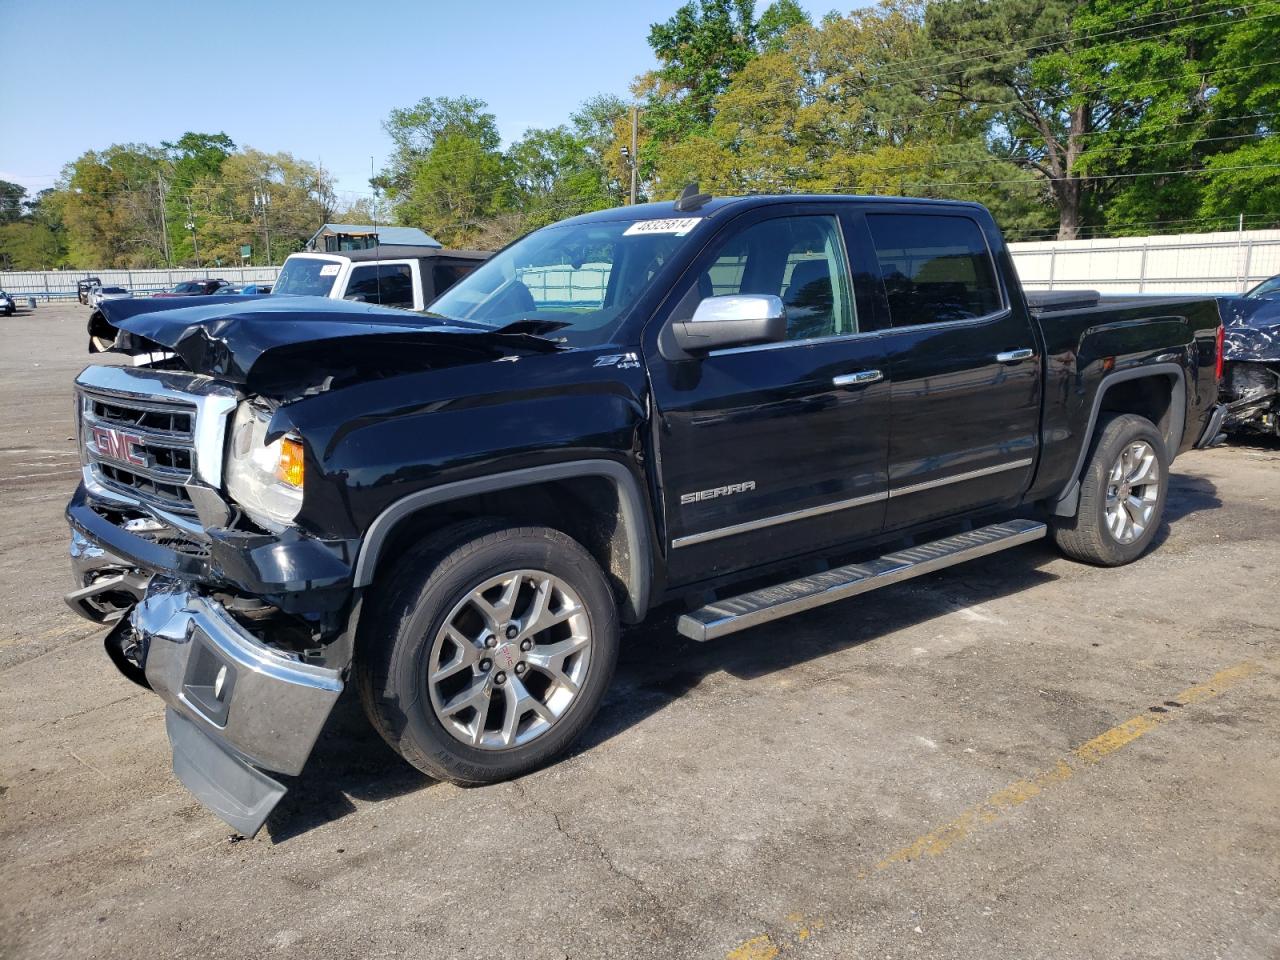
[429,218,698,347]
[171,282,204,293]
[1246,276,1280,299]
[273,258,339,297]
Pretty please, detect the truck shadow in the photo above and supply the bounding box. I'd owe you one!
[578,541,1065,757]
[271,475,1220,840]
[266,691,432,842]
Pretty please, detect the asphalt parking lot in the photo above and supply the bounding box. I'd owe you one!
[1,302,1277,960]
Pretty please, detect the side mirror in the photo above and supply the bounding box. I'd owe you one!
[672,294,787,354]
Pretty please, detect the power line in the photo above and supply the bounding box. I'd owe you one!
[897,54,1280,126]
[867,1,1266,86]
[902,159,1280,189]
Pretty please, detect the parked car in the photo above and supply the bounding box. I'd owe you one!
[77,277,102,305]
[1219,274,1280,437]
[0,291,16,316]
[67,192,1226,835]
[88,286,133,307]
[234,282,273,295]
[271,246,489,310]
[152,278,235,297]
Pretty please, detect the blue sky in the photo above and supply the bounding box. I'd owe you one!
[0,0,820,205]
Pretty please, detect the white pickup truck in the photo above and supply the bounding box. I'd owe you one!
[272,245,490,310]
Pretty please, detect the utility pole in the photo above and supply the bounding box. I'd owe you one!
[184,196,200,269]
[156,173,171,266]
[254,185,272,266]
[630,105,639,206]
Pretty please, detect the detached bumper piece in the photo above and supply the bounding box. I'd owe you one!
[1194,403,1228,448]
[131,580,343,835]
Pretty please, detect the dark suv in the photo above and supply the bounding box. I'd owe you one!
[153,279,234,297]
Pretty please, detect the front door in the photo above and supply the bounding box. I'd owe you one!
[645,205,891,587]
[864,209,1042,529]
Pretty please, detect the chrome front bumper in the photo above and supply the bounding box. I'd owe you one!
[130,580,343,835]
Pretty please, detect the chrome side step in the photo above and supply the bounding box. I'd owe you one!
[677,519,1047,642]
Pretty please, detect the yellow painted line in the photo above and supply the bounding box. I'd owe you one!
[875,661,1260,869]
[726,916,823,960]
[724,661,1262,958]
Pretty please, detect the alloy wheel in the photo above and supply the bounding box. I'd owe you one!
[426,570,592,750]
[1104,440,1160,544]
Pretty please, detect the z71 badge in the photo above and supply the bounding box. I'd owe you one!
[594,352,641,369]
[680,481,756,505]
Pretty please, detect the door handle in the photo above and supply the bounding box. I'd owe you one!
[832,369,884,388]
[995,348,1035,363]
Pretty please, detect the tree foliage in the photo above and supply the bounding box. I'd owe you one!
[11,0,1279,268]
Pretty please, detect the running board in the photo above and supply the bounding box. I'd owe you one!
[677,519,1047,642]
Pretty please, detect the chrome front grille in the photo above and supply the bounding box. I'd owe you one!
[79,386,201,516]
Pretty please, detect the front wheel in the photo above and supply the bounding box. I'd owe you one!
[356,521,619,785]
[1051,413,1169,566]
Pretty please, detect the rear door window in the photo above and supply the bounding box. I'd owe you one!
[867,214,1002,327]
[346,264,415,308]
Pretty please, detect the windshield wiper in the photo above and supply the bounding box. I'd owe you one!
[491,318,572,337]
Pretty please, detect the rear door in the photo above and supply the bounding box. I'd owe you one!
[866,208,1041,529]
[645,203,891,586]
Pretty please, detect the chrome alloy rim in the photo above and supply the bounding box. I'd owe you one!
[427,570,592,750]
[1104,440,1160,544]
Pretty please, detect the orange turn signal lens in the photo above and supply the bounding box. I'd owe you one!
[276,438,305,487]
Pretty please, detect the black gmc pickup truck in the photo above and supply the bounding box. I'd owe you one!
[67,193,1227,835]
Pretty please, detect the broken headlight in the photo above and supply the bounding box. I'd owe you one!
[224,401,304,528]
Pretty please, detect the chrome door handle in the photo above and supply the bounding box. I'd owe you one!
[832,369,884,388]
[996,348,1034,363]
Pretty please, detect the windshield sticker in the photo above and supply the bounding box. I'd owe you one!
[623,217,702,237]
[319,264,341,276]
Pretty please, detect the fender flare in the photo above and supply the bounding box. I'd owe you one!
[352,459,653,620]
[1051,361,1186,516]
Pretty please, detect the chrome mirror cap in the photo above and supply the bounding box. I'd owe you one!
[690,294,785,324]
[674,295,787,354]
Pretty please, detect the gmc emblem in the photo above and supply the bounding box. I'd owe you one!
[92,426,148,467]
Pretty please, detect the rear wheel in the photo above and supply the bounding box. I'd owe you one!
[1051,413,1169,566]
[356,521,619,784]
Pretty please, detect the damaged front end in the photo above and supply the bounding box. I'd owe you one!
[68,297,567,834]
[66,361,357,836]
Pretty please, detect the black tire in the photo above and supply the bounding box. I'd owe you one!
[355,519,619,785]
[1051,413,1169,566]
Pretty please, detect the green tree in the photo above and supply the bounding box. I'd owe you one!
[640,0,812,146]
[378,97,510,246]
[507,126,614,231]
[187,149,336,265]
[163,132,236,265]
[925,0,1280,239]
[0,180,26,223]
[57,144,169,267]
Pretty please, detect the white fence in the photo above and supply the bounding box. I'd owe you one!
[1010,229,1280,295]
[0,266,282,301]
[6,228,1280,301]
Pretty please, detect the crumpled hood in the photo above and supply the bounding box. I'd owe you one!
[1221,295,1280,363]
[91,296,561,396]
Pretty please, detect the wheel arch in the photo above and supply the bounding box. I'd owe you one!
[1051,363,1185,516]
[353,460,653,622]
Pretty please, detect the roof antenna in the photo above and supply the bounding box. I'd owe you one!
[673,182,712,213]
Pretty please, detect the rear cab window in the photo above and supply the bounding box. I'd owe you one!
[867,213,1003,327]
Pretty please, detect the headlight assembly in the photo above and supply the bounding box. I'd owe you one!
[224,401,304,528]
